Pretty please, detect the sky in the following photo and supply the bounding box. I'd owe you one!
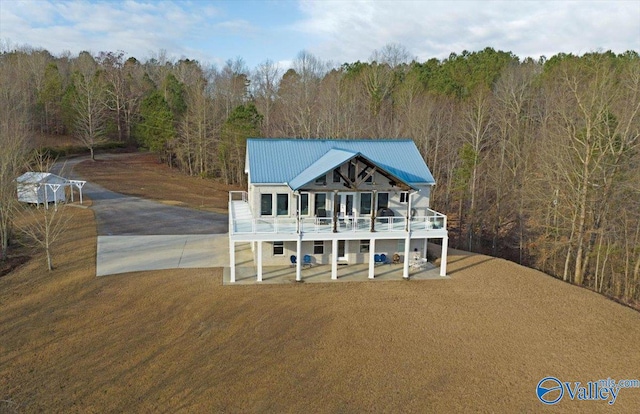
[1,0,639,70]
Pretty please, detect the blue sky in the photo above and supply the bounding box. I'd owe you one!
[1,0,639,70]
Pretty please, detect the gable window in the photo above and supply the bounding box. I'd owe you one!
[315,193,327,216]
[333,168,341,183]
[400,192,409,203]
[360,240,370,253]
[377,193,389,210]
[261,194,272,216]
[300,193,309,216]
[276,193,289,216]
[315,174,326,186]
[273,241,284,256]
[365,174,373,184]
[314,240,324,254]
[348,162,356,182]
[360,192,372,215]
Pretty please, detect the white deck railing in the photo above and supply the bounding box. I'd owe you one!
[230,196,447,235]
[229,190,248,202]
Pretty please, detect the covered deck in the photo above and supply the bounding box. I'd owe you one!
[229,191,447,236]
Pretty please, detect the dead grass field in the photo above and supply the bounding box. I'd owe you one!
[75,153,239,213]
[2,152,639,413]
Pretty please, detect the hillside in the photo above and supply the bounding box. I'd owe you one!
[1,154,639,412]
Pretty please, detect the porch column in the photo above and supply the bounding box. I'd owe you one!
[229,240,236,283]
[406,191,413,232]
[370,190,377,232]
[296,237,302,282]
[423,238,428,259]
[256,241,263,282]
[331,239,338,280]
[332,191,338,233]
[440,235,448,277]
[368,238,376,279]
[403,235,411,279]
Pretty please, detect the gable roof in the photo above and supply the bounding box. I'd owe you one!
[246,139,435,187]
[16,172,68,185]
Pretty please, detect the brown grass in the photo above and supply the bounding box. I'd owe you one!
[74,153,240,213]
[2,152,639,413]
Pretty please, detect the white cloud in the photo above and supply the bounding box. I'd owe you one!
[293,0,640,62]
[0,0,238,63]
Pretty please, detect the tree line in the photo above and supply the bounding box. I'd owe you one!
[1,42,638,307]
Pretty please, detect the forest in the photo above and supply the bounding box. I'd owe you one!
[0,43,638,307]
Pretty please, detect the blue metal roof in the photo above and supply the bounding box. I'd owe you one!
[289,149,357,190]
[246,139,435,186]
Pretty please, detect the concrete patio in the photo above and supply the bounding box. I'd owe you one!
[223,242,449,284]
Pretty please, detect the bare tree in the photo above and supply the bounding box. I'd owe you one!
[252,59,280,137]
[70,52,109,160]
[16,154,73,271]
[0,51,31,261]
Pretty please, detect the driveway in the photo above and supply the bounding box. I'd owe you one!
[55,155,230,276]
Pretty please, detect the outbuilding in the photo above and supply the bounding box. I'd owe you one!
[16,172,86,207]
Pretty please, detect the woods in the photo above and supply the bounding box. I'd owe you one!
[0,44,638,306]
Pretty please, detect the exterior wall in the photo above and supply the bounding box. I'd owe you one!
[259,241,333,266]
[249,184,293,217]
[258,237,430,266]
[249,183,432,220]
[17,183,67,204]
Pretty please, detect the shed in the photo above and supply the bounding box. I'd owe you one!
[16,172,69,205]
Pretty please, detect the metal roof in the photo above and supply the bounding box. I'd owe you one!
[16,172,68,184]
[289,148,357,190]
[247,139,435,186]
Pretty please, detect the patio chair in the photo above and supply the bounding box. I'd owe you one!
[374,254,383,265]
[380,253,390,264]
[303,254,312,268]
[392,253,401,264]
[290,255,296,267]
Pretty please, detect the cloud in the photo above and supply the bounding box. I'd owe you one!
[0,0,257,63]
[293,0,640,63]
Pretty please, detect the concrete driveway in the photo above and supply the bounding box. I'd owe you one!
[56,155,229,276]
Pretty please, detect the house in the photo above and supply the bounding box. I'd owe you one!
[228,138,448,282]
[16,172,86,208]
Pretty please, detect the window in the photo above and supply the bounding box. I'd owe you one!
[273,241,284,255]
[348,162,356,181]
[315,174,326,186]
[365,174,373,183]
[300,193,309,215]
[333,168,341,183]
[397,239,405,253]
[276,193,288,216]
[315,193,327,215]
[261,194,272,216]
[377,193,389,210]
[360,193,372,215]
[400,192,409,203]
[314,240,324,254]
[360,240,370,253]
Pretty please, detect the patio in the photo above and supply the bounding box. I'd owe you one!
[223,255,448,285]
